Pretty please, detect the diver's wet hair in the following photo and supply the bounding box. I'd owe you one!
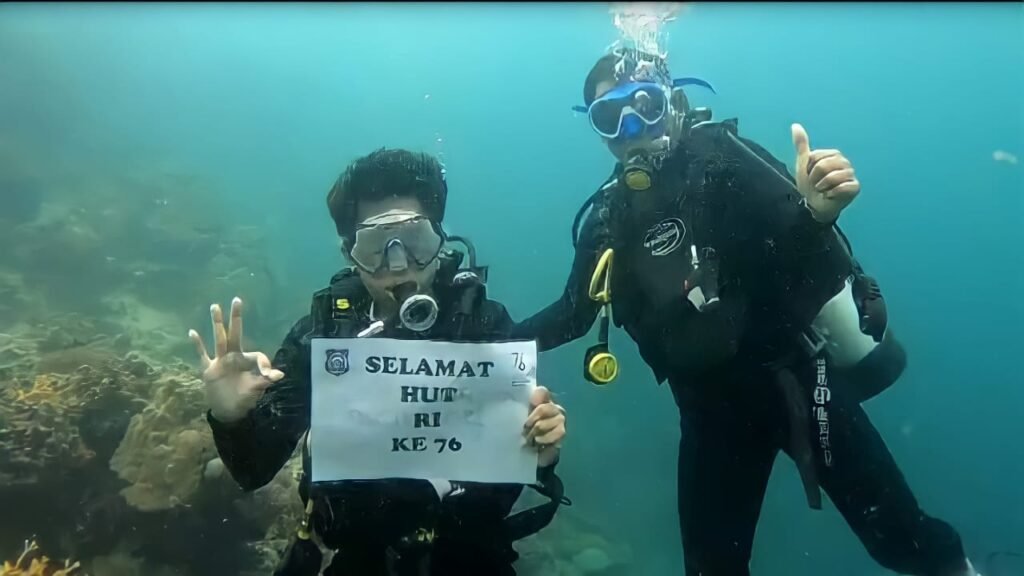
[327,148,447,241]
[583,48,672,107]
[584,54,621,107]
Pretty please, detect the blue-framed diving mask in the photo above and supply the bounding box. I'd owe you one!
[573,77,717,141]
[585,81,670,140]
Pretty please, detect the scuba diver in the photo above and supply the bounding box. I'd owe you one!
[511,48,980,576]
[188,148,569,575]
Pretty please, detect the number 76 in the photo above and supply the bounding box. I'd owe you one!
[434,438,462,452]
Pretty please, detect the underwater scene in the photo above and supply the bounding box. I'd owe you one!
[0,3,1022,576]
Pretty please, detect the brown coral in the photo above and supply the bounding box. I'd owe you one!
[0,372,96,485]
[108,364,216,512]
[0,354,150,486]
[1,541,80,576]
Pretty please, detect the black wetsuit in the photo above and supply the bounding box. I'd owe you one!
[512,119,967,576]
[208,257,563,575]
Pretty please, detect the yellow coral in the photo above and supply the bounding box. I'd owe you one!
[14,375,62,407]
[0,541,80,576]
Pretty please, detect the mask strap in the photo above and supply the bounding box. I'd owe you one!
[672,77,717,94]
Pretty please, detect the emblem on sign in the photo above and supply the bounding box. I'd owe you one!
[325,349,350,376]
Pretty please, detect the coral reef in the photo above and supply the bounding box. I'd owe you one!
[0,373,95,486]
[0,343,153,486]
[515,507,634,575]
[108,363,215,512]
[1,541,79,576]
[0,312,303,576]
[0,115,315,575]
[236,455,306,575]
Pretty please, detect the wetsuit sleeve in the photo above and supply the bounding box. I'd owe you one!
[736,136,853,328]
[509,207,603,351]
[206,315,312,491]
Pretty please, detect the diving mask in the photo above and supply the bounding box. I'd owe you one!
[586,81,669,140]
[350,210,444,274]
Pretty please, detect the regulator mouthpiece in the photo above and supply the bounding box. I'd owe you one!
[392,282,438,332]
[623,151,654,191]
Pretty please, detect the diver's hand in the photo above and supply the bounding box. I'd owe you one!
[188,297,285,424]
[524,386,566,468]
[792,123,860,224]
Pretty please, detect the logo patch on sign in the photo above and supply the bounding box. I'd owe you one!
[643,218,686,256]
[325,349,350,376]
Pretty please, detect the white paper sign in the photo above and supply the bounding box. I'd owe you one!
[309,338,538,485]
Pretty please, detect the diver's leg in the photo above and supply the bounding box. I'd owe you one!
[676,386,779,576]
[809,390,969,575]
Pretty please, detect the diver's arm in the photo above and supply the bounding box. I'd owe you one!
[509,212,603,351]
[737,136,854,328]
[206,317,311,491]
[729,135,905,391]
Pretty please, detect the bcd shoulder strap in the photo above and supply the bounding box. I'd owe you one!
[309,267,372,339]
[572,171,621,251]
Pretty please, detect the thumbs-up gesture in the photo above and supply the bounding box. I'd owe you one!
[792,123,860,224]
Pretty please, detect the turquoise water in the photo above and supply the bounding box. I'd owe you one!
[1,2,1022,574]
